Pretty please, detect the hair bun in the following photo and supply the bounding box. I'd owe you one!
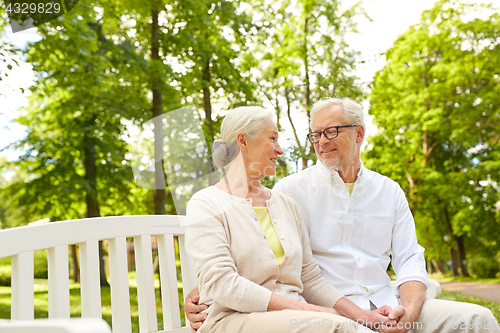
[212,141,240,167]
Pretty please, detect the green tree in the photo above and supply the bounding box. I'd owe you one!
[5,1,158,284]
[253,0,365,169]
[365,0,500,277]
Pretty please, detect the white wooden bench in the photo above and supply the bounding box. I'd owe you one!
[0,215,442,333]
[0,215,194,333]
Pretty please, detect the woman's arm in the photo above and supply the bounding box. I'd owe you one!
[185,198,273,313]
[268,293,338,315]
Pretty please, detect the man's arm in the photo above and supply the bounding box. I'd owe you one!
[398,281,426,321]
[381,281,426,333]
[380,185,429,333]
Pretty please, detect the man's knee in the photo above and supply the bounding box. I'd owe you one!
[471,304,497,322]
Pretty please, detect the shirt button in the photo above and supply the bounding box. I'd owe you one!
[273,220,277,224]
[345,237,348,241]
[280,237,284,240]
[357,257,361,261]
[264,235,267,239]
[286,255,290,258]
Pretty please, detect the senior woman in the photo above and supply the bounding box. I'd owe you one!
[185,106,392,333]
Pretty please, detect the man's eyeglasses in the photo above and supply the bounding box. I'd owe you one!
[307,125,357,144]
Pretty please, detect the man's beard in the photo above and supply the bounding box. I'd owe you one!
[321,145,358,178]
[322,156,341,171]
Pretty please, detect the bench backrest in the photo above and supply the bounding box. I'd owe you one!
[0,215,194,333]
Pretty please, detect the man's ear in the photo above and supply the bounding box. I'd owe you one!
[356,125,365,143]
[236,132,247,152]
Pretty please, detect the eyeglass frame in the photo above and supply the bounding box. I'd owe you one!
[307,124,358,144]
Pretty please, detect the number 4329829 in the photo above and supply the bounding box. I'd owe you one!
[5,2,61,14]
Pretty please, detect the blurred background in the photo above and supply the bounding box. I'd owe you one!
[1,0,499,283]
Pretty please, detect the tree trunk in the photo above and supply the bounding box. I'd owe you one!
[202,58,218,186]
[442,203,468,277]
[456,235,469,277]
[302,16,311,170]
[450,249,460,277]
[151,8,166,215]
[71,245,80,283]
[431,257,444,275]
[203,58,214,142]
[84,133,109,287]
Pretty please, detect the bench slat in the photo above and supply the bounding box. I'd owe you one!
[79,240,102,318]
[108,237,132,333]
[178,235,196,323]
[134,235,158,333]
[11,252,34,320]
[48,246,70,318]
[157,234,182,329]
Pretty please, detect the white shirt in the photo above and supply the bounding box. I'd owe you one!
[273,160,430,311]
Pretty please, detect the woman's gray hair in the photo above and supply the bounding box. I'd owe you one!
[212,106,274,167]
[310,98,365,130]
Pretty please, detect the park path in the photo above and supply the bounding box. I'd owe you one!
[437,280,500,303]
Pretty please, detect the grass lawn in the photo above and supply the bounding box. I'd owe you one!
[0,272,186,333]
[440,289,500,322]
[429,273,500,285]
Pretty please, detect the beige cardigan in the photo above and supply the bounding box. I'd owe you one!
[185,186,344,324]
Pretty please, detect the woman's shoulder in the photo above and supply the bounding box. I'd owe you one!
[189,186,218,201]
[270,189,301,211]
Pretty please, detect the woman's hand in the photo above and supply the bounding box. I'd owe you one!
[362,305,397,330]
[185,288,208,333]
[333,297,397,329]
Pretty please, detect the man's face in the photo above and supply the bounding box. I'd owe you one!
[312,105,362,172]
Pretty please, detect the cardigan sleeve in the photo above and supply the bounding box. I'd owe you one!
[290,198,345,308]
[185,197,273,313]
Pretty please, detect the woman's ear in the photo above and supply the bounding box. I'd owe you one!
[236,132,247,152]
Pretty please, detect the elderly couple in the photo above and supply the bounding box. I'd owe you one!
[184,98,499,333]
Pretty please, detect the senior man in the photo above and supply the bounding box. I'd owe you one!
[186,98,499,333]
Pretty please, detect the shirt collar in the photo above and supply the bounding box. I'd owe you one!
[316,159,365,184]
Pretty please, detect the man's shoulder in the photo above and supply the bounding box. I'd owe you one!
[363,167,400,188]
[270,189,298,206]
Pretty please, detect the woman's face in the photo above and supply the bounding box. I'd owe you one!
[242,119,283,179]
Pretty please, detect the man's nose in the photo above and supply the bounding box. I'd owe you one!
[318,133,331,145]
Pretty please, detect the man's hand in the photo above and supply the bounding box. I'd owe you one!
[378,281,426,333]
[184,288,208,333]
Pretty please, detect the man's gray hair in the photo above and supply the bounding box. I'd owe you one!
[310,98,365,130]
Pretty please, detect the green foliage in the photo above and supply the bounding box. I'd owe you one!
[365,0,500,274]
[0,266,10,287]
[2,0,162,224]
[247,0,366,167]
[0,251,47,286]
[467,256,500,279]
